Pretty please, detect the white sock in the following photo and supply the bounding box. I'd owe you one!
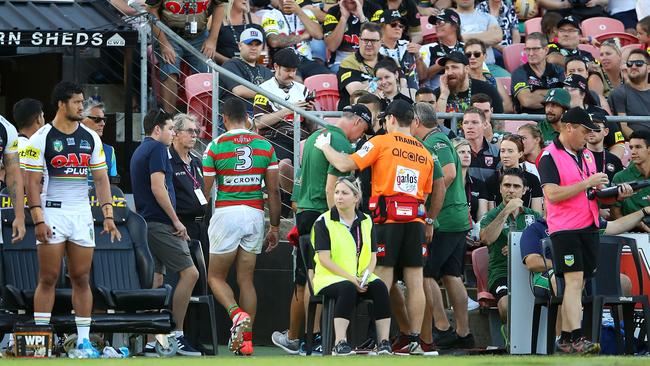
[174,330,184,338]
[75,316,92,346]
[34,312,51,326]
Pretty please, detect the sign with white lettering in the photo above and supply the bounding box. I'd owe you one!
[0,31,137,48]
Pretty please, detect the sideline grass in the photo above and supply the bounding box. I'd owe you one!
[1,355,648,365]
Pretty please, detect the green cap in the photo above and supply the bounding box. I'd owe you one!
[541,88,570,109]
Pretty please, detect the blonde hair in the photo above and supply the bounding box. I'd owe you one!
[336,176,363,207]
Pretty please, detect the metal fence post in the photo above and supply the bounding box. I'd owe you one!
[139,23,149,139]
[211,68,218,136]
[293,111,301,173]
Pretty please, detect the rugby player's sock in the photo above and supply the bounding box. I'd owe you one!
[243,328,253,341]
[227,304,242,320]
[34,312,51,326]
[75,316,92,345]
[175,330,184,338]
[570,328,582,342]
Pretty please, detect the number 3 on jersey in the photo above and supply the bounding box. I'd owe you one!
[235,146,253,171]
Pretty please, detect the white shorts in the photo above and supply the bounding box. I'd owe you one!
[37,209,95,248]
[208,205,265,255]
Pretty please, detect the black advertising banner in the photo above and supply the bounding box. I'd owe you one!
[0,30,138,48]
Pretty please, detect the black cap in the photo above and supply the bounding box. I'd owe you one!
[557,15,581,30]
[561,107,601,132]
[343,104,374,134]
[378,100,414,122]
[437,51,469,67]
[588,107,608,125]
[273,48,300,68]
[381,9,403,25]
[428,8,460,27]
[563,74,588,92]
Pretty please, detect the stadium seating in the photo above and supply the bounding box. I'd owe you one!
[581,17,625,38]
[304,74,340,112]
[503,43,526,73]
[595,32,640,47]
[524,17,542,36]
[420,15,437,44]
[577,44,600,60]
[185,72,215,139]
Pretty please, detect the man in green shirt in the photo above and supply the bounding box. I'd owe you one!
[411,102,474,350]
[612,130,650,232]
[272,104,373,354]
[480,168,541,325]
[539,88,570,146]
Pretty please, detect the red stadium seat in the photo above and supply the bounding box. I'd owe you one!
[304,74,340,112]
[504,120,531,134]
[595,32,640,47]
[420,15,437,44]
[185,73,214,139]
[581,17,625,38]
[495,76,511,96]
[577,43,600,60]
[524,17,542,36]
[503,43,526,73]
[621,43,645,58]
[471,246,497,308]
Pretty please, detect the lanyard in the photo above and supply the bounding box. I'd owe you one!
[183,162,201,189]
[565,147,589,180]
[281,12,298,35]
[354,225,362,256]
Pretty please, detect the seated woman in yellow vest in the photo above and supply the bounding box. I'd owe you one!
[311,177,392,356]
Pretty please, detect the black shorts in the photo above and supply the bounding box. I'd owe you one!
[489,277,508,301]
[375,222,426,268]
[550,228,599,278]
[293,210,322,285]
[424,230,468,280]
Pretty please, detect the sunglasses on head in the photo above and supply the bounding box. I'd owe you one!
[87,116,106,123]
[465,51,482,58]
[627,60,647,68]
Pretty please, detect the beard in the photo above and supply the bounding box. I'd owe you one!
[629,73,647,85]
[66,112,84,122]
[448,73,466,92]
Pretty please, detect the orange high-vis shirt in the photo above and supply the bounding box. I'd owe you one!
[351,132,434,201]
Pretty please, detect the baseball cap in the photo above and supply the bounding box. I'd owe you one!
[343,104,374,134]
[588,107,608,125]
[428,8,460,27]
[381,9,403,25]
[273,47,300,68]
[563,74,588,92]
[378,100,414,123]
[240,27,264,45]
[561,107,601,132]
[541,88,571,109]
[557,15,580,30]
[436,51,469,67]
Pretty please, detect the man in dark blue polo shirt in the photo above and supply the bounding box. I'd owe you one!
[130,109,201,356]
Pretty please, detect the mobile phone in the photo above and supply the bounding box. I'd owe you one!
[359,269,370,288]
[305,90,316,103]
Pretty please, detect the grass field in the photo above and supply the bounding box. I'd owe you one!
[0,355,649,366]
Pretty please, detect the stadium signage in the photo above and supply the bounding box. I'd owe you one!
[0,31,136,47]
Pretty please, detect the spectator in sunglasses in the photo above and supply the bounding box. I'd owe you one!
[379,10,420,90]
[609,49,650,138]
[465,39,513,113]
[81,99,118,181]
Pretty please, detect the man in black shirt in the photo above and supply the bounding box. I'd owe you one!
[433,51,503,114]
[170,114,209,260]
[511,32,564,115]
[547,16,596,68]
[586,111,623,183]
[221,28,274,111]
[374,0,421,42]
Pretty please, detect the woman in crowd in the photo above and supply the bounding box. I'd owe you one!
[312,177,391,356]
[215,0,263,64]
[590,39,624,99]
[379,14,420,89]
[464,39,513,113]
[485,134,543,213]
[453,138,489,234]
[564,57,612,113]
[517,123,543,175]
[374,59,415,109]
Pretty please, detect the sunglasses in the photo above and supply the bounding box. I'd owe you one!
[182,128,201,135]
[87,116,106,123]
[389,22,405,29]
[465,51,482,59]
[627,60,647,68]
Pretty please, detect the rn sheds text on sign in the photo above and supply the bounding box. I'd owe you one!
[0,31,130,47]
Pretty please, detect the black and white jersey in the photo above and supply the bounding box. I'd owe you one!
[0,115,20,163]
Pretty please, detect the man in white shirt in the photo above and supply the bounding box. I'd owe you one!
[454,0,502,66]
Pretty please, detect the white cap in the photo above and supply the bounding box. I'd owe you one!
[240,28,264,44]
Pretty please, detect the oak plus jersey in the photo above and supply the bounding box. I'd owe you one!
[202,128,278,210]
[22,123,106,211]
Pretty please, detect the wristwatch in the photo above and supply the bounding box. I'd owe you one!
[425,217,434,225]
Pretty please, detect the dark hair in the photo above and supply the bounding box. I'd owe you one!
[501,134,525,163]
[464,38,486,53]
[518,123,544,150]
[361,22,382,37]
[565,56,587,70]
[463,106,485,123]
[638,16,650,35]
[526,31,549,48]
[541,12,561,39]
[628,48,650,63]
[222,98,248,124]
[375,58,400,75]
[499,167,528,188]
[415,87,434,97]
[143,109,172,135]
[630,130,650,148]
[350,89,370,104]
[13,98,43,130]
[357,92,382,107]
[50,81,83,107]
[470,93,492,105]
